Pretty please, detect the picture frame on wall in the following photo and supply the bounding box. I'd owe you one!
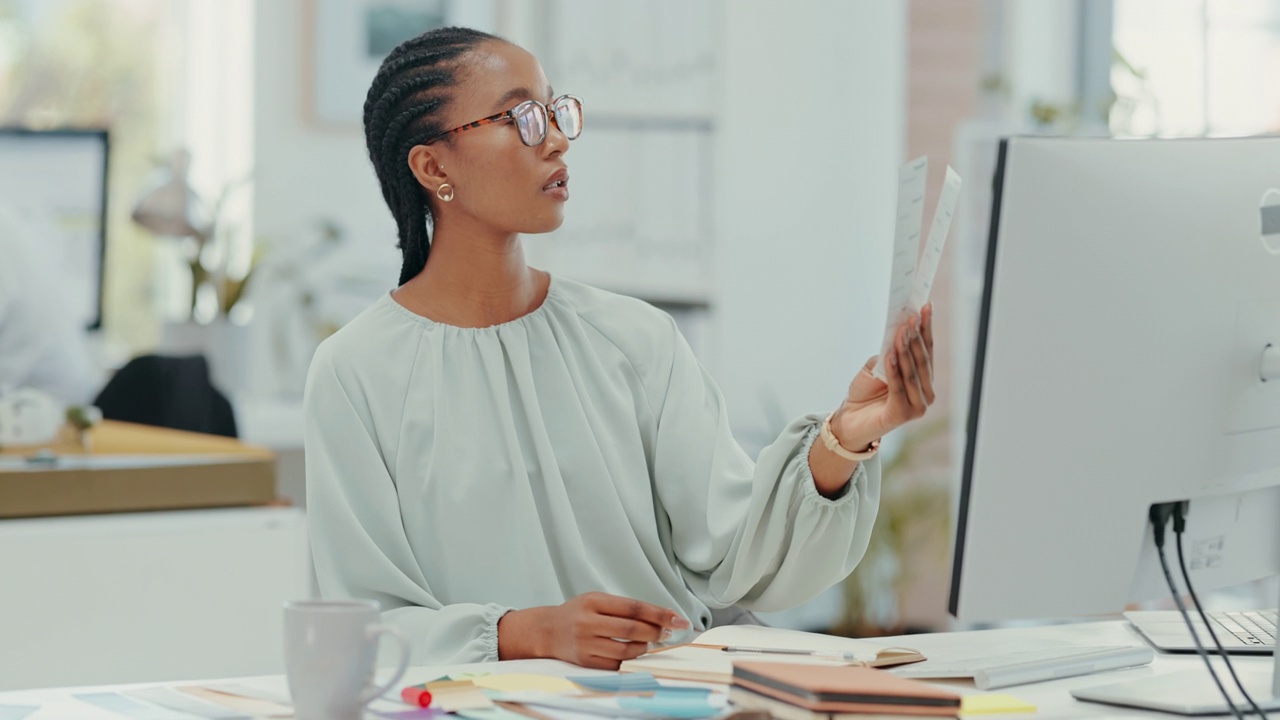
[542,0,716,120]
[526,0,718,306]
[307,0,499,127]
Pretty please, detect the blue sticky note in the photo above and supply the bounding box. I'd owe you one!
[74,693,193,719]
[568,673,663,692]
[617,690,720,719]
[650,688,713,699]
[0,705,39,720]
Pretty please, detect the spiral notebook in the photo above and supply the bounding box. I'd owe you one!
[619,624,926,685]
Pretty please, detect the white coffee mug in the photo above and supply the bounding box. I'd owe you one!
[283,600,410,720]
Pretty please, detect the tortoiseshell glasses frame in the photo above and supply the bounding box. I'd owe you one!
[423,94,583,147]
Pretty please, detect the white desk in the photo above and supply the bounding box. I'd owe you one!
[0,620,1273,718]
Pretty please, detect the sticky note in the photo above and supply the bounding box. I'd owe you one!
[177,687,292,718]
[960,693,1037,715]
[454,708,531,720]
[127,687,251,719]
[425,681,494,712]
[201,683,290,706]
[569,673,663,692]
[467,674,579,694]
[617,690,721,719]
[75,693,195,719]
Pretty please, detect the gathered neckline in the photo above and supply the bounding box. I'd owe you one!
[381,274,561,331]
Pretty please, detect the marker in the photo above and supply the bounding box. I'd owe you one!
[400,683,432,707]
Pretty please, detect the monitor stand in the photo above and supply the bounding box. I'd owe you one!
[1072,666,1278,716]
[1073,600,1279,716]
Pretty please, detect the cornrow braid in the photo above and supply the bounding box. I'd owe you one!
[362,26,501,286]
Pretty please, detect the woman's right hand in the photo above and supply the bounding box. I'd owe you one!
[497,591,691,669]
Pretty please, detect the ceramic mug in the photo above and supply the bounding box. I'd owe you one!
[283,599,410,720]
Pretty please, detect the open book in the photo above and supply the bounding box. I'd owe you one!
[618,624,926,685]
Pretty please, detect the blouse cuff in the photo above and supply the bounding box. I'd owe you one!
[799,420,863,506]
[482,604,514,662]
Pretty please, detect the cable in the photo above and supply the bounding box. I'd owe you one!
[1150,503,1245,719]
[1173,504,1270,719]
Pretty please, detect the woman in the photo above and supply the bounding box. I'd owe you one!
[304,26,936,670]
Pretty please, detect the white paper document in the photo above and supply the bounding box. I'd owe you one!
[618,624,914,684]
[873,159,963,379]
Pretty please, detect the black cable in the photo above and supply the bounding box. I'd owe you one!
[1151,503,1245,719]
[1174,505,1270,719]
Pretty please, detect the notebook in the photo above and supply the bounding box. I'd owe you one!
[731,662,960,717]
[619,624,926,685]
[730,685,947,720]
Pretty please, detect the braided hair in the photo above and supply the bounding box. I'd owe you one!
[363,26,501,286]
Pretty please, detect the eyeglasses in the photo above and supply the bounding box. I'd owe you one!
[425,94,583,147]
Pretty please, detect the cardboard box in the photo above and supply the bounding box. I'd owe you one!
[0,421,277,518]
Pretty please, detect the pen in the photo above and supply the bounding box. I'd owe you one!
[720,646,860,661]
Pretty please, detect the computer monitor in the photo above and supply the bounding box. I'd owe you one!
[0,128,110,331]
[949,136,1280,712]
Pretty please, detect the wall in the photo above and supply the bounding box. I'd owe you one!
[899,0,984,632]
[1005,0,1081,117]
[712,0,907,630]
[252,0,401,272]
[248,0,404,397]
[713,0,907,448]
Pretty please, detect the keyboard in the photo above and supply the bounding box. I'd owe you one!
[1126,609,1276,654]
[1206,610,1277,646]
[889,645,1155,690]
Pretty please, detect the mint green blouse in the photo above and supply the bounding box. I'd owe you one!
[304,276,881,664]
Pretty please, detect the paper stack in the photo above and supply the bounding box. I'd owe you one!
[620,624,926,685]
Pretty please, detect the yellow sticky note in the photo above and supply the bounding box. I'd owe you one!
[177,687,293,718]
[960,693,1037,715]
[469,674,579,694]
[426,680,496,712]
[428,679,479,692]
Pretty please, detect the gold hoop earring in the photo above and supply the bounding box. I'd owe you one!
[436,183,454,202]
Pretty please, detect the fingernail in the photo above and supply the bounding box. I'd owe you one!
[672,615,690,628]
[889,353,898,367]
[661,628,674,642]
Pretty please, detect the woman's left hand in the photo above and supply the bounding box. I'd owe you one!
[831,303,936,451]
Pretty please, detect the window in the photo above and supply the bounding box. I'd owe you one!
[0,0,252,354]
[0,0,181,352]
[1112,0,1280,137]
